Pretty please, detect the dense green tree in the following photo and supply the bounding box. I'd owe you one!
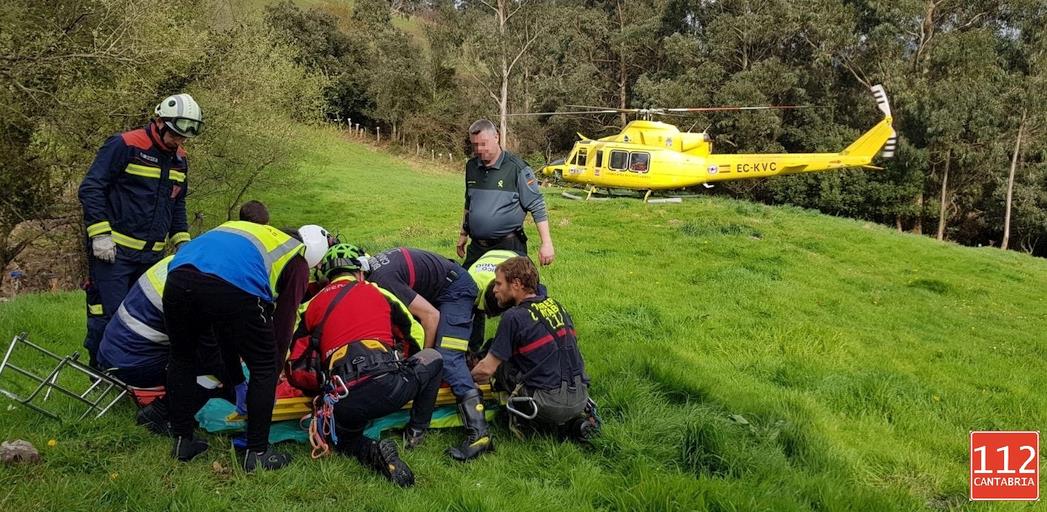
[265,1,373,124]
[0,0,325,285]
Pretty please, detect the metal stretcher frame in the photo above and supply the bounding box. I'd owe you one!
[0,332,129,421]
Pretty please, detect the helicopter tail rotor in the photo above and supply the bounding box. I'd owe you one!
[870,84,896,158]
[870,84,892,118]
[881,134,898,159]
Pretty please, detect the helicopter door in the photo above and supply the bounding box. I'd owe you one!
[576,148,588,166]
[595,150,603,169]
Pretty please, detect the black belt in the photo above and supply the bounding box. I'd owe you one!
[475,232,517,248]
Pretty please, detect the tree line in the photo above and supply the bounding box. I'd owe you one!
[1,0,1045,290]
[263,0,1045,254]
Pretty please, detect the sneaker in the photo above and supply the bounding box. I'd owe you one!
[241,446,292,472]
[171,436,208,462]
[403,426,426,450]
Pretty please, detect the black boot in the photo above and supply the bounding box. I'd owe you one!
[171,435,208,462]
[446,389,494,461]
[567,398,602,443]
[240,445,292,472]
[355,438,414,487]
[136,397,171,436]
[403,426,426,450]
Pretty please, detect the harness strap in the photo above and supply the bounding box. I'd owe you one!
[527,300,577,385]
[329,344,402,382]
[307,280,358,386]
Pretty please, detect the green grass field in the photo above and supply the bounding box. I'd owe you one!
[1,126,1045,511]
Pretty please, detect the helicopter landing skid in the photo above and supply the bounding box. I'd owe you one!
[561,191,609,201]
[561,187,682,203]
[646,197,683,204]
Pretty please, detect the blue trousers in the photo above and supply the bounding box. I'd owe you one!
[84,251,155,368]
[434,268,478,398]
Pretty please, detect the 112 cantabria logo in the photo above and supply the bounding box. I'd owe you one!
[970,431,1040,501]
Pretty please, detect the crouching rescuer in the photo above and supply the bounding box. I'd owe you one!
[365,247,493,461]
[288,244,443,487]
[470,257,600,441]
[163,221,327,471]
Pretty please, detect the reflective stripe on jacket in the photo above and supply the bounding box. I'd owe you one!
[98,256,173,369]
[78,123,190,252]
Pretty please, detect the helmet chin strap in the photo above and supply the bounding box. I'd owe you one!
[153,119,178,151]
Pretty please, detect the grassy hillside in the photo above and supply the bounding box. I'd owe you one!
[1,126,1045,511]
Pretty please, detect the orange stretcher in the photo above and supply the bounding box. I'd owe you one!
[228,383,499,422]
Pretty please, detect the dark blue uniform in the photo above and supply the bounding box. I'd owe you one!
[490,293,591,429]
[489,294,588,391]
[78,122,190,367]
[367,248,478,397]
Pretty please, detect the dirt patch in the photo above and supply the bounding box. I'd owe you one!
[2,222,83,298]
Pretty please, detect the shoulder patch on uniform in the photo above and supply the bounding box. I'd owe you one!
[524,168,540,192]
[121,129,152,150]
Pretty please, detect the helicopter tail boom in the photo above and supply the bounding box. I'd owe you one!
[701,86,896,184]
[840,116,895,161]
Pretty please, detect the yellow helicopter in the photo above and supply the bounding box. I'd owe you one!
[538,85,896,202]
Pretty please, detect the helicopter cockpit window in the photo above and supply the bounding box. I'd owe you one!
[577,149,587,166]
[609,150,629,171]
[629,152,650,173]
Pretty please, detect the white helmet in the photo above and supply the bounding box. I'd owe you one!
[299,225,332,268]
[155,93,204,137]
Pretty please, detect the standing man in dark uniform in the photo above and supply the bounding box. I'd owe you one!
[78,93,203,369]
[457,119,555,269]
[366,247,494,461]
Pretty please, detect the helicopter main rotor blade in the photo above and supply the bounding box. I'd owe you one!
[508,110,622,116]
[509,105,820,117]
[565,105,650,113]
[565,104,627,111]
[664,105,820,113]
